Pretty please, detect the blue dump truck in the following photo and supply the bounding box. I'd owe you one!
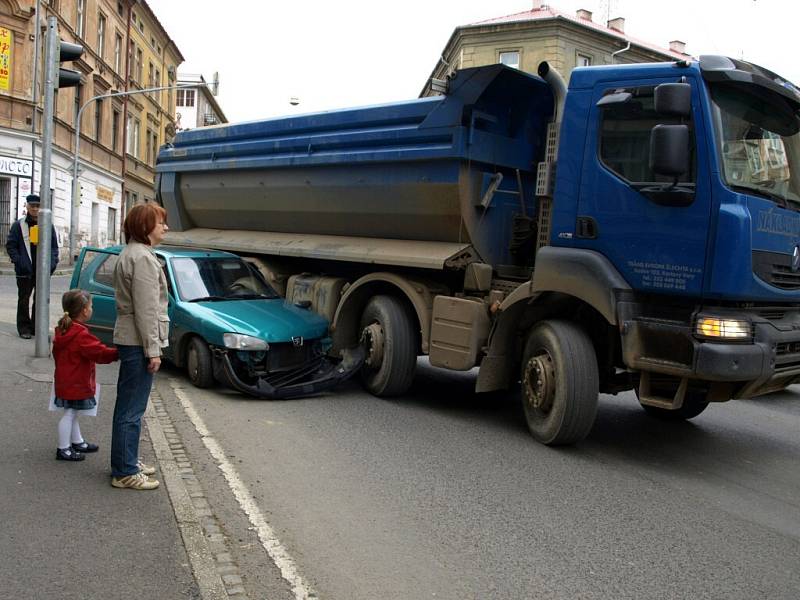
[156,55,800,445]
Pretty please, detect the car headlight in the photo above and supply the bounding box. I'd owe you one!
[223,333,269,351]
[694,317,752,341]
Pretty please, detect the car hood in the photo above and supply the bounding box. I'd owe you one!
[182,298,329,343]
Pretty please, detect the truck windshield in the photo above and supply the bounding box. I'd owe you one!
[171,257,279,302]
[711,82,800,208]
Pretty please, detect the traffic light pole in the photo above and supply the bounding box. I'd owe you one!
[68,82,205,263]
[33,16,58,358]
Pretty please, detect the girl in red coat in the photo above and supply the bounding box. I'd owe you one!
[52,289,118,461]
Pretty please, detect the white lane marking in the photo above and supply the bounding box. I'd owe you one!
[171,381,317,600]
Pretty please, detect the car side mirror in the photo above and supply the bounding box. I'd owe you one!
[654,82,691,117]
[650,124,690,177]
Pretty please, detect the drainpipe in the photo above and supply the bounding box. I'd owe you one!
[611,41,632,64]
[28,0,42,218]
[120,0,133,226]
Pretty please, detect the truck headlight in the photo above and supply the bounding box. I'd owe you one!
[223,333,269,351]
[694,317,752,341]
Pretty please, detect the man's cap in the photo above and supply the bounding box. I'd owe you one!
[25,194,40,205]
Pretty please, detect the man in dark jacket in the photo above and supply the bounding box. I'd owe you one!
[5,194,59,338]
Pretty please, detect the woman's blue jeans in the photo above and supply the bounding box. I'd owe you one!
[111,345,154,477]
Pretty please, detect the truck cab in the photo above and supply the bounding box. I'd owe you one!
[533,56,800,418]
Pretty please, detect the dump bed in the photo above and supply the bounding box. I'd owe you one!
[157,65,554,269]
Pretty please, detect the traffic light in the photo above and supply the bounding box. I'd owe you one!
[57,40,83,88]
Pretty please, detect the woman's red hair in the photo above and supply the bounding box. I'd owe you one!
[123,203,167,245]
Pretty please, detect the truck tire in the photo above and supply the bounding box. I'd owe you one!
[641,392,709,420]
[186,337,215,389]
[520,320,599,445]
[359,295,416,397]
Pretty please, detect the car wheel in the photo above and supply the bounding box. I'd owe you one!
[359,295,416,397]
[520,320,599,445]
[186,337,215,389]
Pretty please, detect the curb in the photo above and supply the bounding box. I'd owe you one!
[146,386,251,599]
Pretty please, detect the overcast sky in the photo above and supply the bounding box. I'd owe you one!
[148,0,800,123]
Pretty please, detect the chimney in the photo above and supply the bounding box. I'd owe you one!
[669,40,687,54]
[607,17,625,33]
[576,8,592,21]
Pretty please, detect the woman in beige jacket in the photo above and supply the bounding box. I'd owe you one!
[110,203,169,490]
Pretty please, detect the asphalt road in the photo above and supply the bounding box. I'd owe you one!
[17,273,798,599]
[157,351,800,599]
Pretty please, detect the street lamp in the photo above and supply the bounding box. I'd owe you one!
[69,82,207,262]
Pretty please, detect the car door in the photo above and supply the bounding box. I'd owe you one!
[71,247,119,344]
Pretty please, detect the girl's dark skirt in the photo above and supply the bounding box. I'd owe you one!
[54,396,97,411]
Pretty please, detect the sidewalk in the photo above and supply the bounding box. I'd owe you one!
[0,318,199,599]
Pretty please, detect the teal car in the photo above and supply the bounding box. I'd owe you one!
[71,245,362,399]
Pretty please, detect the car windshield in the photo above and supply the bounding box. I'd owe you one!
[171,256,279,302]
[711,81,800,208]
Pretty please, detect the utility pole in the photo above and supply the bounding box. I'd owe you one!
[33,17,83,357]
[33,17,58,358]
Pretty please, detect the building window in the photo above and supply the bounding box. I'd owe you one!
[148,62,155,96]
[114,33,122,73]
[97,13,106,59]
[73,85,82,129]
[46,0,59,11]
[76,0,86,38]
[135,47,143,83]
[577,53,592,67]
[94,98,102,142]
[499,51,520,69]
[176,89,195,108]
[107,207,117,241]
[117,2,124,17]
[599,86,696,183]
[154,69,161,103]
[126,115,140,156]
[152,131,159,164]
[139,21,144,33]
[145,129,152,164]
[112,108,120,152]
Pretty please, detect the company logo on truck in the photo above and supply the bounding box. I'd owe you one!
[757,209,800,237]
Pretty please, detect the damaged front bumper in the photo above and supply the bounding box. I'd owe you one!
[216,345,364,399]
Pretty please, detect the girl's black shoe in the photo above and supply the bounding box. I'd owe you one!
[56,448,85,461]
[71,441,99,453]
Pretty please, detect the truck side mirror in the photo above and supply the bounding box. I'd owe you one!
[654,83,691,117]
[650,124,690,177]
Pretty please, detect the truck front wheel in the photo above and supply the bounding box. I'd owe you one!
[359,295,416,397]
[520,320,599,445]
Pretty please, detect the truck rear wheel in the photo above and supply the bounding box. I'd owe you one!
[359,295,416,397]
[520,320,599,445]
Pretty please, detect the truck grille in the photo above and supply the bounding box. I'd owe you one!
[752,250,800,290]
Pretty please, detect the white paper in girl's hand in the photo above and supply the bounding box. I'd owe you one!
[48,383,101,417]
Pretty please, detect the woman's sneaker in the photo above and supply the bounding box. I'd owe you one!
[111,472,160,490]
[137,460,156,476]
[56,447,85,461]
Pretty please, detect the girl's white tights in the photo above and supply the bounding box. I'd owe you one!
[58,409,85,450]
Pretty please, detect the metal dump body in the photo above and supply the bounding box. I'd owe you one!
[157,65,554,268]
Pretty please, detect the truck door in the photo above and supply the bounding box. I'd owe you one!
[575,77,712,297]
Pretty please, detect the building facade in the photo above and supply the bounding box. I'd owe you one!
[0,0,182,260]
[175,72,226,131]
[123,0,182,209]
[422,4,692,96]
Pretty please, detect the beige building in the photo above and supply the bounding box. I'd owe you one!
[422,4,692,96]
[0,0,182,259]
[123,0,182,208]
